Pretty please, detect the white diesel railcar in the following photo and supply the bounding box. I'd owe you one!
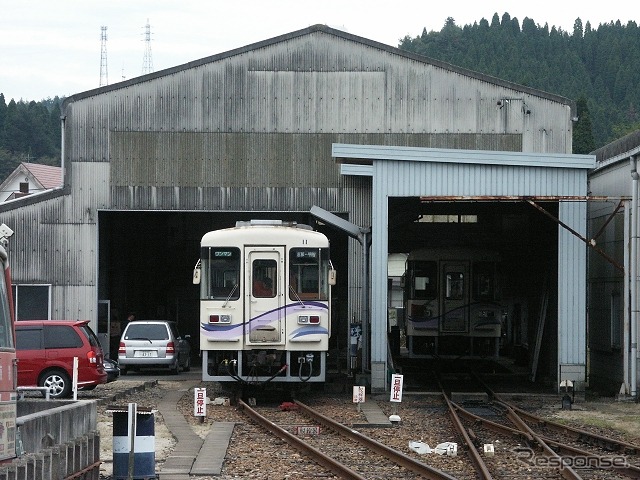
[194,220,335,384]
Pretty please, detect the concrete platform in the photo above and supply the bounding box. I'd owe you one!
[190,422,235,475]
[352,401,392,428]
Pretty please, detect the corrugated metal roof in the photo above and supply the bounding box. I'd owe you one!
[333,144,595,170]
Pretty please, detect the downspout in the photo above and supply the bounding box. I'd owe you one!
[623,200,630,395]
[60,113,66,187]
[630,155,638,398]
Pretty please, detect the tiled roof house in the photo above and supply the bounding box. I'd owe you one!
[0,163,62,201]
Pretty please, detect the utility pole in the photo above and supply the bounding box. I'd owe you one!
[99,26,108,86]
[142,19,154,75]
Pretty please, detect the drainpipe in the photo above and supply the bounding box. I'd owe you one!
[630,156,638,398]
[60,113,66,188]
[623,202,630,395]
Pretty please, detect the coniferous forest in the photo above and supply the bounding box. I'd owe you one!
[399,13,640,153]
[1,12,639,179]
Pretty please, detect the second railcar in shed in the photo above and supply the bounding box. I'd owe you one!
[404,247,504,357]
[194,220,335,384]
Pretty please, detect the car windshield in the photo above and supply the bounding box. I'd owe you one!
[124,324,169,341]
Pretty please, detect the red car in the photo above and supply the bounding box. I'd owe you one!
[15,320,108,398]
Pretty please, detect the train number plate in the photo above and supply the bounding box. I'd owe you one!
[295,425,320,435]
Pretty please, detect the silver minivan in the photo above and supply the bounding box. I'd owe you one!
[118,320,191,374]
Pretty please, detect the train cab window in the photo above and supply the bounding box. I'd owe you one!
[409,261,437,299]
[289,248,330,301]
[200,247,241,301]
[252,259,277,298]
[445,272,464,300]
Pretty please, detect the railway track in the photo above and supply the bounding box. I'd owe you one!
[234,389,640,480]
[437,371,640,479]
[237,397,459,479]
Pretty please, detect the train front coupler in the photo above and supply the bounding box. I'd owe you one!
[297,353,315,381]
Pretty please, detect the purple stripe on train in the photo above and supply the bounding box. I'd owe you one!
[201,302,329,339]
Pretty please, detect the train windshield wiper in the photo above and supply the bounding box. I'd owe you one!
[289,285,305,308]
[223,283,238,308]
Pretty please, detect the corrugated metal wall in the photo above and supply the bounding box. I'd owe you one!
[588,158,634,394]
[0,162,109,320]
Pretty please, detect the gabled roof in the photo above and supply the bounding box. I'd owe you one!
[22,163,62,189]
[0,162,62,202]
[63,24,572,109]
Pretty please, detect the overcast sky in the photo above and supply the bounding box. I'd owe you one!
[1,1,637,102]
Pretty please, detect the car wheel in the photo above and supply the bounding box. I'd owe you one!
[119,367,127,376]
[183,355,191,372]
[39,369,71,399]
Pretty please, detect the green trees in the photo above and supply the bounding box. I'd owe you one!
[573,96,596,154]
[399,14,640,151]
[0,95,61,180]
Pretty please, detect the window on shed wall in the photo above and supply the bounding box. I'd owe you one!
[417,215,478,223]
[11,285,51,321]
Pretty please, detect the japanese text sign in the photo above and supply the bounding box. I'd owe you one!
[194,388,207,417]
[390,374,404,403]
[352,386,365,404]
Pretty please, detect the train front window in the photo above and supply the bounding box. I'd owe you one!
[0,267,13,348]
[252,259,277,298]
[445,272,464,300]
[289,248,329,301]
[473,262,498,301]
[410,261,437,299]
[201,247,240,301]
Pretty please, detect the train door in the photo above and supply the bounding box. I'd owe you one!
[440,261,469,334]
[246,248,284,344]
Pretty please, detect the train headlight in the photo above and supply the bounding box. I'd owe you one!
[298,315,320,325]
[209,314,231,324]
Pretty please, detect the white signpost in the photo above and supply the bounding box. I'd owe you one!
[352,385,365,411]
[389,373,403,423]
[194,388,207,422]
[390,374,404,402]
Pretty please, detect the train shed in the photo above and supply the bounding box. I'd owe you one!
[334,144,595,391]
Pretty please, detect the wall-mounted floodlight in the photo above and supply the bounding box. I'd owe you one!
[310,206,364,240]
